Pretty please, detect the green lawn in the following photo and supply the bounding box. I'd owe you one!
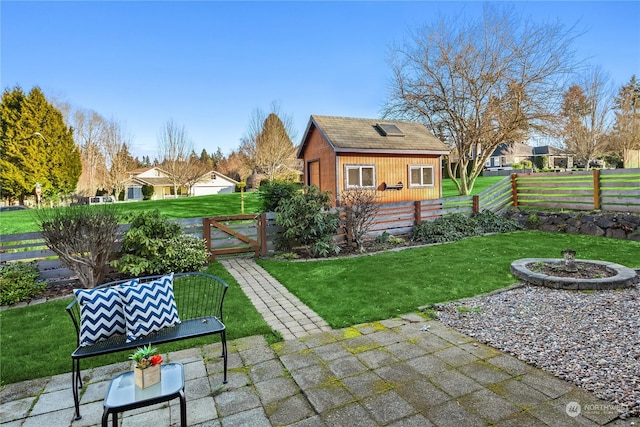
[0,262,278,385]
[441,176,506,198]
[2,231,638,385]
[0,192,262,235]
[1,177,505,235]
[258,231,640,329]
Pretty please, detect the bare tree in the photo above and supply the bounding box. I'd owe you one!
[560,67,613,167]
[158,120,194,196]
[217,150,250,182]
[103,118,135,198]
[73,109,108,196]
[182,151,215,196]
[241,102,298,183]
[384,5,578,195]
[341,188,380,253]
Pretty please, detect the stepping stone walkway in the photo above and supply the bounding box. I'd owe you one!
[219,257,332,340]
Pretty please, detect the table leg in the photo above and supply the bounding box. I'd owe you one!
[179,390,187,427]
[101,409,118,427]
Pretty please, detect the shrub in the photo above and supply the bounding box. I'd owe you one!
[473,210,522,233]
[35,204,121,288]
[526,213,541,229]
[257,180,302,212]
[373,232,405,248]
[0,262,46,305]
[141,184,154,200]
[112,210,209,276]
[534,155,547,171]
[412,213,478,243]
[275,186,340,257]
[341,188,380,253]
[412,211,522,244]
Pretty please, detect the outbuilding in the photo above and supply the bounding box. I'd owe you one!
[297,115,450,205]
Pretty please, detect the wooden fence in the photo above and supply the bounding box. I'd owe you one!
[0,218,203,285]
[2,169,638,283]
[512,169,640,213]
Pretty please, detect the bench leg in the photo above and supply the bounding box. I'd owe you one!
[72,358,83,420]
[221,330,228,384]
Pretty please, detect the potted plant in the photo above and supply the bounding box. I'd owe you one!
[129,344,163,389]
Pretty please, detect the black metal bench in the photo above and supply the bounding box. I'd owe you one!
[67,272,228,420]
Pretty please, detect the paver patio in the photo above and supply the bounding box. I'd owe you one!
[0,258,634,426]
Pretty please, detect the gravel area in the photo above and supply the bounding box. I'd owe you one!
[434,284,640,419]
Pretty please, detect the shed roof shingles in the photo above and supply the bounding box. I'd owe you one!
[309,115,449,153]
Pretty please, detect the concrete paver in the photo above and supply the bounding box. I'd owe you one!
[0,257,635,426]
[1,318,632,426]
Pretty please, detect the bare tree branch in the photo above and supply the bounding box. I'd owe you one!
[384,5,578,194]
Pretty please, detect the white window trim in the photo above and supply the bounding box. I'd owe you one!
[408,165,435,188]
[345,165,376,189]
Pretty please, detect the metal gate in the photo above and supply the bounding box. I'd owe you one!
[203,214,266,260]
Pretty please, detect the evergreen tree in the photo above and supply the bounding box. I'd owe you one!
[0,86,28,204]
[0,86,80,204]
[200,148,213,167]
[212,147,225,169]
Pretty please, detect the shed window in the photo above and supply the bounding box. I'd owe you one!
[346,165,375,188]
[408,165,434,187]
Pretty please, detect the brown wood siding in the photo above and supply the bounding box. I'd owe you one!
[300,126,337,198]
[337,153,442,204]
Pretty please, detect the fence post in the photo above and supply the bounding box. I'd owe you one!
[414,201,422,224]
[511,174,518,208]
[593,169,601,210]
[202,217,213,260]
[259,212,268,257]
[472,195,480,214]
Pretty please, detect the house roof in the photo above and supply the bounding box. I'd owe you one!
[298,115,450,157]
[533,145,567,156]
[127,176,174,186]
[128,166,154,174]
[490,143,571,157]
[125,170,239,187]
[491,142,534,157]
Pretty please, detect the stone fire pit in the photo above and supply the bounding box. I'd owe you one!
[510,257,638,290]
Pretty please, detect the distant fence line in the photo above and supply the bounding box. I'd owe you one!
[512,168,640,213]
[2,169,638,283]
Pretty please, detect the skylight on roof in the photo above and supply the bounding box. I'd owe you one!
[376,123,404,137]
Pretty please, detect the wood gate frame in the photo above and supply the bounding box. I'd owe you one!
[202,214,267,260]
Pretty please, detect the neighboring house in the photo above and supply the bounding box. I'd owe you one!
[532,145,574,169]
[124,167,237,201]
[191,171,238,196]
[486,143,573,170]
[297,115,450,205]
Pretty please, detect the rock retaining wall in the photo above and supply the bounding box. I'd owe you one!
[504,209,640,241]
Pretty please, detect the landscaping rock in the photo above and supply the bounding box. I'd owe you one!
[505,210,640,240]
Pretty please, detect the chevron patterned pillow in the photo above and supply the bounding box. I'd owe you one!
[119,273,181,343]
[74,280,137,347]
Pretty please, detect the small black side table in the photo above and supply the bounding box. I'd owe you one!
[102,363,186,427]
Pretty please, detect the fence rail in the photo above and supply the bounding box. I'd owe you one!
[512,169,640,213]
[0,218,203,285]
[2,169,638,283]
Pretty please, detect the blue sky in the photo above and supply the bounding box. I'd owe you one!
[2,1,639,160]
